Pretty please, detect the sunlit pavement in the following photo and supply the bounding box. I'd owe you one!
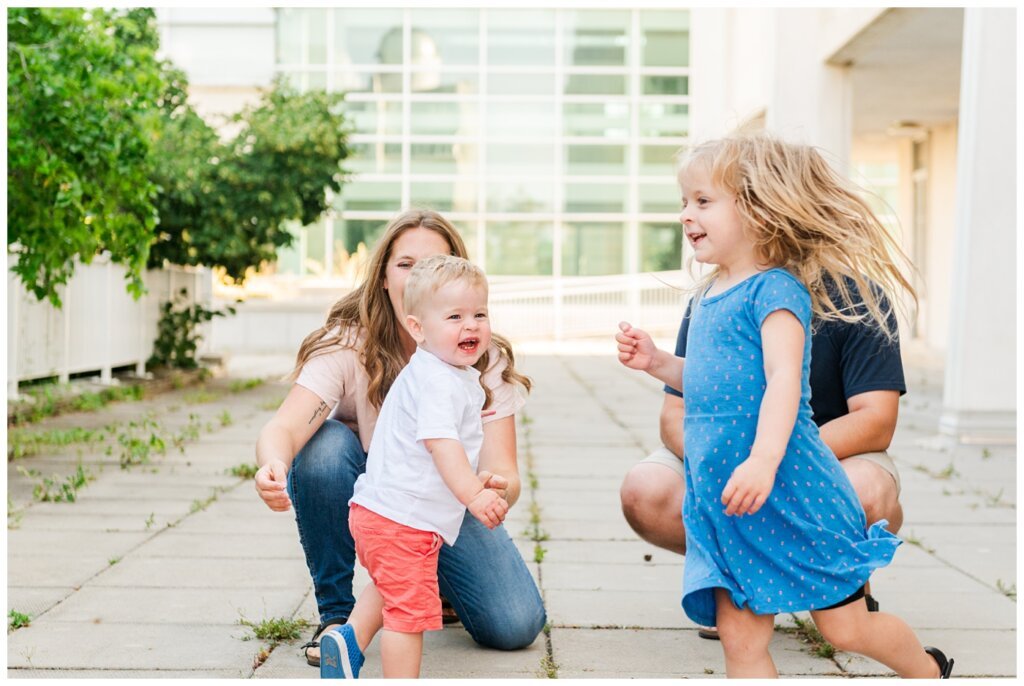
[6,349,1015,678]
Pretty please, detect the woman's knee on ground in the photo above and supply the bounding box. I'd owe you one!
[467,601,546,651]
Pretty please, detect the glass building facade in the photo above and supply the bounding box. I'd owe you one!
[274,8,689,279]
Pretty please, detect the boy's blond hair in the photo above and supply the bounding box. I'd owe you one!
[404,255,488,318]
[677,134,918,340]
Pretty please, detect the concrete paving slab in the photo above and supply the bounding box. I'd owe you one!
[534,499,636,522]
[38,587,302,626]
[542,539,673,566]
[25,497,199,517]
[837,628,1017,678]
[8,556,113,588]
[8,668,248,678]
[133,531,304,560]
[7,587,75,620]
[896,523,1016,586]
[551,627,841,677]
[545,588,687,629]
[12,512,185,533]
[6,530,150,558]
[170,508,300,536]
[7,623,259,670]
[542,561,681,592]
[89,556,311,590]
[543,516,640,541]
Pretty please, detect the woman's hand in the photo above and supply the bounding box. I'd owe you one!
[616,321,657,372]
[721,457,777,516]
[477,470,509,501]
[255,459,292,512]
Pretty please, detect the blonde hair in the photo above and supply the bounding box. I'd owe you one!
[678,134,917,339]
[290,209,530,408]
[404,255,488,319]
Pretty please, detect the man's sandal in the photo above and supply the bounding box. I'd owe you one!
[924,646,955,678]
[301,620,343,667]
[697,626,720,640]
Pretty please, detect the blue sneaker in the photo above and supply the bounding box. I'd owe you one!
[320,624,364,679]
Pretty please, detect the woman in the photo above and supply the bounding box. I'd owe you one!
[254,209,546,666]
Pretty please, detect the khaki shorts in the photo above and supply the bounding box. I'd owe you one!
[640,447,901,494]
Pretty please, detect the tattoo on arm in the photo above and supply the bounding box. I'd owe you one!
[308,401,328,425]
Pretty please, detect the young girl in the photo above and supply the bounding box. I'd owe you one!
[616,135,954,678]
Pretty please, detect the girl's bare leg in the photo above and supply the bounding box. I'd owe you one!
[811,600,940,678]
[714,587,778,678]
[381,629,423,678]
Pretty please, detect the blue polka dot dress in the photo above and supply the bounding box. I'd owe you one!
[680,268,900,628]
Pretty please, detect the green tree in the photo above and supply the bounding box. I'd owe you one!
[147,78,351,282]
[7,8,165,305]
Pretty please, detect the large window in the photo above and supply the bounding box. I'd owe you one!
[275,8,689,278]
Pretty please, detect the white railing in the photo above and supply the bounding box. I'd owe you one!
[7,254,211,397]
[488,270,695,341]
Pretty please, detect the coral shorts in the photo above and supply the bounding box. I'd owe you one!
[349,503,444,633]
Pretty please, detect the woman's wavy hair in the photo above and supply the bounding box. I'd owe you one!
[677,134,918,340]
[289,208,531,408]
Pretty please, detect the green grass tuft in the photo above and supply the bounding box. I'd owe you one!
[238,615,310,643]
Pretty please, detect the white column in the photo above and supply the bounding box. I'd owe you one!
[766,9,852,169]
[938,8,1016,443]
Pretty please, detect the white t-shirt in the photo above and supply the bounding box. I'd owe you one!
[350,347,486,545]
[294,326,525,453]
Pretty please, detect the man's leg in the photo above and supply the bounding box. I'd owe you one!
[841,451,903,533]
[840,451,903,612]
[619,447,687,555]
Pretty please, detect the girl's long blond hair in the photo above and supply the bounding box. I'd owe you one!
[290,209,531,408]
[679,135,918,340]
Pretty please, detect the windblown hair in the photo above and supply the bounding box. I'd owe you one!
[678,134,918,340]
[289,208,531,408]
[403,255,488,319]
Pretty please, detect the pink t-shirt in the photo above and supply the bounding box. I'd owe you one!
[295,327,526,452]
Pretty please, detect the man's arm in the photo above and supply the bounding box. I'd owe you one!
[817,390,899,459]
[659,394,686,459]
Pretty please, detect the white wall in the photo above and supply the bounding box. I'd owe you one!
[156,9,276,88]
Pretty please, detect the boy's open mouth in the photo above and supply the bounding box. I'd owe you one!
[458,338,479,352]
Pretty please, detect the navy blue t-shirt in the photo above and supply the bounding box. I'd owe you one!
[666,281,906,426]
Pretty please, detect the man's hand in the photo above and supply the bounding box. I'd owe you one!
[467,488,509,529]
[721,457,778,516]
[477,470,509,501]
[255,459,292,512]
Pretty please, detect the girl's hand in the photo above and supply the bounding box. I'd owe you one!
[616,321,657,371]
[721,457,777,516]
[467,488,509,529]
[254,459,292,512]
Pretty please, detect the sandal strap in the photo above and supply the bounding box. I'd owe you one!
[301,620,336,653]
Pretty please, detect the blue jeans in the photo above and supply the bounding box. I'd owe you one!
[287,419,547,650]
